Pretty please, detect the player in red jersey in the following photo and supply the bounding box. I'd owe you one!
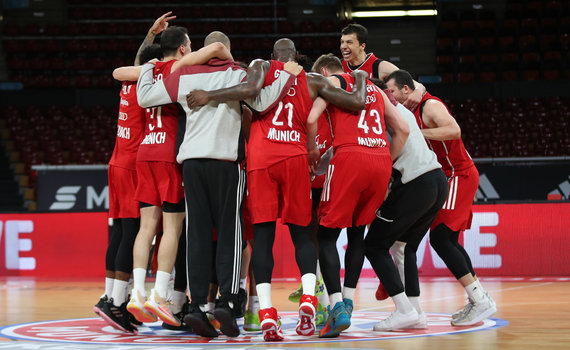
[307,54,409,338]
[186,38,368,341]
[93,13,173,335]
[340,23,425,111]
[127,25,191,328]
[340,23,425,301]
[386,69,496,326]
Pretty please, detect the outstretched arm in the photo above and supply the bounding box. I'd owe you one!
[171,42,233,72]
[136,63,174,108]
[380,90,409,160]
[420,99,461,141]
[308,70,367,112]
[186,59,269,108]
[134,11,175,65]
[378,60,425,111]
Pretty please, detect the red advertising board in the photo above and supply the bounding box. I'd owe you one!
[0,203,568,278]
[0,213,108,277]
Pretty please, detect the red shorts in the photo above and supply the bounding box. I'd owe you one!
[319,150,392,228]
[247,155,312,226]
[135,161,184,207]
[431,165,479,232]
[108,165,140,219]
[312,174,326,189]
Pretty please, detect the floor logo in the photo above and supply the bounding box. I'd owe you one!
[0,312,508,346]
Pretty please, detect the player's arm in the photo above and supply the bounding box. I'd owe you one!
[171,42,233,72]
[420,99,461,141]
[306,97,328,171]
[308,70,366,112]
[241,104,253,141]
[380,90,409,160]
[136,63,174,108]
[134,11,175,65]
[378,60,426,111]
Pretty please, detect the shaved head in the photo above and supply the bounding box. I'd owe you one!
[204,31,231,50]
[272,38,297,63]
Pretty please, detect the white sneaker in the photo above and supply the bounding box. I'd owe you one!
[452,298,474,320]
[408,311,427,329]
[451,294,497,326]
[373,309,419,331]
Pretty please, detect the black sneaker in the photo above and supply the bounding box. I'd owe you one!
[236,288,247,318]
[184,303,218,338]
[93,295,108,317]
[100,298,138,334]
[213,296,240,337]
[162,301,193,332]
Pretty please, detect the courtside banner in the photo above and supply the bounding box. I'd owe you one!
[272,203,570,279]
[34,165,108,212]
[0,212,107,277]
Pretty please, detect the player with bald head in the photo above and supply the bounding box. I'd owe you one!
[186,38,368,341]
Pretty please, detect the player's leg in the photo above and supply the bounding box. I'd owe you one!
[342,225,365,318]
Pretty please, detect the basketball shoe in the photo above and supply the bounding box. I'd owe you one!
[259,307,284,341]
[296,294,318,336]
[127,290,157,323]
[144,289,181,327]
[373,309,419,331]
[318,301,351,338]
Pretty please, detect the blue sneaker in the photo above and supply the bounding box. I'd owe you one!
[343,298,353,320]
[318,301,350,338]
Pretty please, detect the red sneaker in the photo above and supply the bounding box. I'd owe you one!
[296,294,318,336]
[375,282,389,301]
[259,307,284,341]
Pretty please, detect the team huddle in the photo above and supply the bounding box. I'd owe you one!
[92,12,497,341]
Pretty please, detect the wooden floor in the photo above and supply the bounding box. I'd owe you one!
[1,277,569,349]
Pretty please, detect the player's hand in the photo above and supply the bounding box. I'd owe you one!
[284,61,303,76]
[149,11,176,36]
[307,147,320,176]
[186,90,209,108]
[403,87,423,111]
[350,69,368,81]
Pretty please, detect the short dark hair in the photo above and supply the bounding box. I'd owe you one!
[139,43,163,64]
[159,26,189,57]
[296,54,313,72]
[370,78,387,90]
[385,69,415,90]
[312,53,343,73]
[341,23,368,45]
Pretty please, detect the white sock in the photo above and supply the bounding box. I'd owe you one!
[132,268,147,294]
[256,283,272,309]
[248,295,259,312]
[329,292,343,307]
[199,304,209,312]
[342,286,355,301]
[206,302,215,312]
[112,280,129,307]
[239,277,247,290]
[465,281,485,303]
[475,278,486,293]
[154,270,171,299]
[104,277,114,298]
[301,273,316,296]
[392,292,414,314]
[170,290,186,314]
[408,296,423,314]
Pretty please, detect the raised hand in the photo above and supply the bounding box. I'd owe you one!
[149,11,176,36]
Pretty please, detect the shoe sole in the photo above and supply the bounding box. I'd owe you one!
[144,302,181,327]
[184,314,219,338]
[261,320,284,341]
[127,303,157,323]
[98,311,138,335]
[213,307,240,337]
[296,304,316,336]
[451,305,497,326]
[93,306,103,317]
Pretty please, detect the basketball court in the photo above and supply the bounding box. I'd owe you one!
[1,277,568,349]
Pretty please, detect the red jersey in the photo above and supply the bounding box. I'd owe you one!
[247,60,312,170]
[109,81,145,170]
[342,53,382,79]
[414,92,475,177]
[136,60,180,163]
[326,73,390,154]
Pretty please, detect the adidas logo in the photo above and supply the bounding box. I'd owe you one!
[548,175,570,200]
[476,173,499,201]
